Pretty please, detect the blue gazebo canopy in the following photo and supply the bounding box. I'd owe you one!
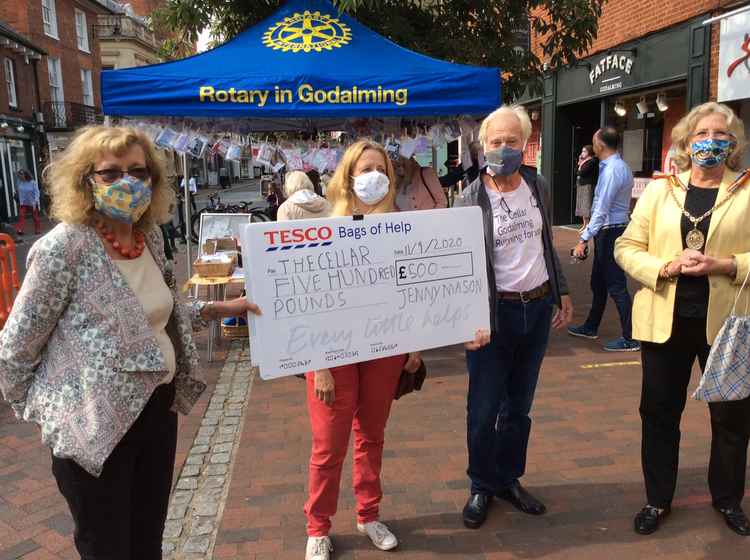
[101,0,501,119]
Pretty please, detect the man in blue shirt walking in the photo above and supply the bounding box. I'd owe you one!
[569,127,640,352]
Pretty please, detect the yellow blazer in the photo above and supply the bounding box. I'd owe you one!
[614,168,750,344]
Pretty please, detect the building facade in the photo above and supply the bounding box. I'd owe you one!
[0,21,45,222]
[525,0,747,224]
[0,0,115,159]
[97,12,159,70]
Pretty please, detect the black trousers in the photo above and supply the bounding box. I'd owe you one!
[52,382,178,560]
[640,315,750,509]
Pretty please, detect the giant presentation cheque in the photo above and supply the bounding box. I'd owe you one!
[240,207,490,379]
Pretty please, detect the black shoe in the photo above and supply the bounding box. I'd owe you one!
[462,493,491,529]
[634,505,670,535]
[714,506,750,536]
[496,481,546,515]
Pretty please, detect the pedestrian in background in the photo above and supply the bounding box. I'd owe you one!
[569,127,639,352]
[455,105,573,530]
[0,125,259,560]
[615,102,750,537]
[575,145,598,232]
[14,169,41,236]
[393,154,447,211]
[277,170,331,221]
[181,173,198,212]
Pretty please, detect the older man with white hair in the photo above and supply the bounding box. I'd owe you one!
[455,104,573,529]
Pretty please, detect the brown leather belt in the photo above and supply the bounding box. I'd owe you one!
[497,281,550,303]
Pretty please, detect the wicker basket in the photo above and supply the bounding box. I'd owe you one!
[221,324,249,339]
[193,258,234,277]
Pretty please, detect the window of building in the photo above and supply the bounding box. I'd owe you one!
[81,69,94,106]
[47,57,63,102]
[3,59,17,109]
[47,57,65,127]
[42,0,59,39]
[75,9,90,52]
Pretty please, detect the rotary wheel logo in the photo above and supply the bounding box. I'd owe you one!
[263,10,352,53]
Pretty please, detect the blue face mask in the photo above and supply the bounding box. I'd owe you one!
[690,138,736,169]
[484,145,524,176]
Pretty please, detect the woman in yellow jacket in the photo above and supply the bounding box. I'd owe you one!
[615,102,750,537]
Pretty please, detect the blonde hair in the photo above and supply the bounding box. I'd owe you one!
[479,104,532,146]
[284,170,314,197]
[326,140,396,216]
[670,102,747,172]
[44,125,174,227]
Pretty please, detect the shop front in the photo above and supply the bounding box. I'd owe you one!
[540,17,711,224]
[717,7,750,169]
[0,122,40,223]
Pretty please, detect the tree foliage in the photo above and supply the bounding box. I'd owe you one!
[153,0,607,101]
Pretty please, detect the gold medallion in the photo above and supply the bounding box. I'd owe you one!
[686,228,705,250]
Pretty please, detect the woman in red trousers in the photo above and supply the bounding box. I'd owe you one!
[304,140,488,560]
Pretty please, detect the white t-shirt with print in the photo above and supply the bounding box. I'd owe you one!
[486,179,549,292]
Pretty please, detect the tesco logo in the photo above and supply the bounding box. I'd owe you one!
[264,226,333,252]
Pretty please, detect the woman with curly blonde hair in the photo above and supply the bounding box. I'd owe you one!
[0,125,259,559]
[615,102,750,536]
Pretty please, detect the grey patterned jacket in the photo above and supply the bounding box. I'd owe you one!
[0,223,207,476]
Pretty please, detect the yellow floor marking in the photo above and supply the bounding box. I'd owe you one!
[580,360,641,369]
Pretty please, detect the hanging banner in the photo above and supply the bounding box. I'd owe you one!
[240,207,490,379]
[718,10,750,103]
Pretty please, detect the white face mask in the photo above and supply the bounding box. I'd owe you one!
[352,171,390,205]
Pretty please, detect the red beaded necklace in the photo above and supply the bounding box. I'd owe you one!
[95,221,145,259]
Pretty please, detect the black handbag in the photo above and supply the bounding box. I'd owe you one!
[394,360,427,400]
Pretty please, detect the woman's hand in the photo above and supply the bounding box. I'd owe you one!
[314,369,335,406]
[681,252,736,278]
[465,329,491,351]
[403,352,421,373]
[552,295,574,329]
[202,297,262,320]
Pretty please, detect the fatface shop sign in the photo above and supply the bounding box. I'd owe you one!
[588,54,635,93]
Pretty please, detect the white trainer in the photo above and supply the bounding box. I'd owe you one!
[357,520,398,551]
[305,536,333,560]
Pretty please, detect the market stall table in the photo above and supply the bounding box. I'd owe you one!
[186,272,245,362]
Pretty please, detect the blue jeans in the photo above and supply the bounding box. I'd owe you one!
[584,226,633,340]
[466,295,554,495]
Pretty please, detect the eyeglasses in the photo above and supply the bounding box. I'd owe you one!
[92,167,150,184]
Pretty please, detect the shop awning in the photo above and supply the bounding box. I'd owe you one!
[101,0,501,119]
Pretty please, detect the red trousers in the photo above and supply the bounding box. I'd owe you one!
[16,205,41,235]
[304,355,404,536]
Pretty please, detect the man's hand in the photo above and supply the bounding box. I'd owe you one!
[552,295,574,329]
[465,329,491,351]
[573,241,588,259]
[403,352,421,373]
[314,369,335,407]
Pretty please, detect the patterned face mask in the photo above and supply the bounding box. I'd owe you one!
[91,175,152,224]
[690,138,737,169]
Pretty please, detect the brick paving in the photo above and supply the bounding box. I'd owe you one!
[214,227,749,560]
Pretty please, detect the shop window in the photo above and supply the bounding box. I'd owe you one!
[3,59,17,109]
[42,0,59,39]
[75,9,90,53]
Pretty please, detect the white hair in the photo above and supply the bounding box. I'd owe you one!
[478,104,532,146]
[283,170,314,197]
